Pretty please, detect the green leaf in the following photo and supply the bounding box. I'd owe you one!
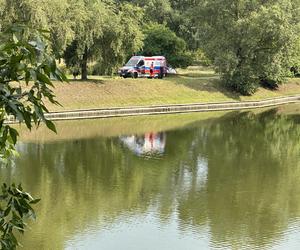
[12,34,18,43]
[29,198,41,204]
[4,206,11,217]
[45,120,57,133]
[37,72,53,86]
[30,69,37,81]
[23,112,32,130]
[8,127,18,145]
[25,71,30,84]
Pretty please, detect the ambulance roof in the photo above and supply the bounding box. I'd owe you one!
[144,56,166,61]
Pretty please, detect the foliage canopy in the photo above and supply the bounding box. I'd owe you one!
[196,0,300,94]
[142,23,192,68]
[0,24,66,248]
[63,0,144,79]
[0,0,299,91]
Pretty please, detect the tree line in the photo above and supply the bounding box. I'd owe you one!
[0,0,299,94]
[0,1,299,247]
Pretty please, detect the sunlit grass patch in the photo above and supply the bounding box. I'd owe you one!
[45,66,300,111]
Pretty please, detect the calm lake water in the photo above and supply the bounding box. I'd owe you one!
[1,105,300,249]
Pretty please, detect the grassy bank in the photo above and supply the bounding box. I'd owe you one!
[46,66,300,111]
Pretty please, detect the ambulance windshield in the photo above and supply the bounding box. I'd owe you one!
[125,58,140,67]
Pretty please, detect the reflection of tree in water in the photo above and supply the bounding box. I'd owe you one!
[184,109,300,248]
[2,107,300,249]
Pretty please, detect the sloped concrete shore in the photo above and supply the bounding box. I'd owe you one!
[5,95,300,124]
[41,95,300,121]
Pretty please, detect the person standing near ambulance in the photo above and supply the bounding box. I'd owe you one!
[150,62,154,78]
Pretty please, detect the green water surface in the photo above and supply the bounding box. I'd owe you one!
[1,105,300,250]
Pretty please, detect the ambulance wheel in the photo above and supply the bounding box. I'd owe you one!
[133,72,138,78]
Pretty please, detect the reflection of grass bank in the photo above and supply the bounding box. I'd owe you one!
[46,67,300,111]
[16,111,227,143]
[17,104,297,143]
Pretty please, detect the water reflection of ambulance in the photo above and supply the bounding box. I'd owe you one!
[120,132,166,156]
[118,56,167,79]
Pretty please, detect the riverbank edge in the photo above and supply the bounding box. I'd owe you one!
[6,95,300,123]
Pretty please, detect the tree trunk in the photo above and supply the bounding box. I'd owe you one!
[81,47,88,80]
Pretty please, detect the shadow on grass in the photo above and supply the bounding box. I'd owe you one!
[177,73,217,78]
[68,79,105,84]
[170,74,242,101]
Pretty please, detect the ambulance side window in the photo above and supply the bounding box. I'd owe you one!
[137,60,144,67]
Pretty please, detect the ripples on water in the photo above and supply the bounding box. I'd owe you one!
[2,105,300,249]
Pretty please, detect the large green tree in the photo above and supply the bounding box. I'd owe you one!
[63,0,109,80]
[142,23,192,68]
[168,0,201,50]
[91,2,144,75]
[130,0,172,24]
[63,0,144,79]
[196,0,300,95]
[0,0,73,58]
[126,0,200,50]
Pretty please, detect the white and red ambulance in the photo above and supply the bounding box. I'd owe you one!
[118,56,167,79]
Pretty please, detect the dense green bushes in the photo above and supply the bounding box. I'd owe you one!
[196,0,300,95]
[142,23,192,68]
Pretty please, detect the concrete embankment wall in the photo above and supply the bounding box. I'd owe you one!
[5,95,300,123]
[44,95,300,121]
